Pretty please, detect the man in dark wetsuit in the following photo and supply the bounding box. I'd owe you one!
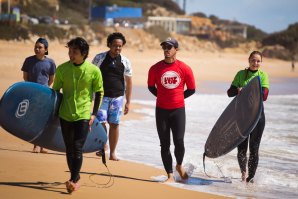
[53,37,104,193]
[147,38,196,182]
[227,51,269,183]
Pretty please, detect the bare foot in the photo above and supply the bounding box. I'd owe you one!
[246,176,254,183]
[65,181,80,194]
[109,157,120,161]
[40,148,48,153]
[164,173,175,183]
[176,165,188,180]
[241,172,247,182]
[109,153,119,161]
[32,146,38,153]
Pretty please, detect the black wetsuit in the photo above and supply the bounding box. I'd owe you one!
[227,76,267,182]
[237,109,265,182]
[147,59,196,175]
[155,107,186,173]
[59,92,101,183]
[60,119,89,183]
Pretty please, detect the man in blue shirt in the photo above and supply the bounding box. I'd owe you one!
[21,38,56,153]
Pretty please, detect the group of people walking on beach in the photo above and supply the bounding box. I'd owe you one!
[21,32,269,193]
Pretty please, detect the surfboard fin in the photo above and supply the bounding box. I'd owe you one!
[101,148,107,167]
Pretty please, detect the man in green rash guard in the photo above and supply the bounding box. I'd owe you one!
[53,37,103,193]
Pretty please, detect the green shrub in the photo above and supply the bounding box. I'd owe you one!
[90,22,107,42]
[0,24,29,40]
[29,24,67,40]
[262,46,291,60]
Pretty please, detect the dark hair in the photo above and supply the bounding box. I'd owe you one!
[245,50,263,80]
[36,37,49,55]
[249,51,263,61]
[67,37,89,60]
[107,32,126,47]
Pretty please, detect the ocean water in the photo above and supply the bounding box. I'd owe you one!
[116,93,298,199]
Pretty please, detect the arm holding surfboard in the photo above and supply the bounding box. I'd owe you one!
[52,37,104,193]
[227,51,270,183]
[204,51,269,183]
[21,38,56,154]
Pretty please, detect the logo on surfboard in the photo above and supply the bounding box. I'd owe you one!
[15,99,29,118]
[161,71,181,89]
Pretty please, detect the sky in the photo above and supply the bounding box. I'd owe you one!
[175,0,298,33]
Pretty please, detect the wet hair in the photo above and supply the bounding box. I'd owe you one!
[249,51,263,61]
[67,37,89,60]
[107,32,126,47]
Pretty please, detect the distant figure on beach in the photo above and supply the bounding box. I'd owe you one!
[227,51,269,183]
[147,38,196,182]
[291,60,295,72]
[52,37,103,193]
[21,37,56,154]
[92,32,132,161]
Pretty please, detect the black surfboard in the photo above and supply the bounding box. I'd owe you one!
[204,76,263,158]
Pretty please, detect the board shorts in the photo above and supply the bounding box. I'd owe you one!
[96,96,124,124]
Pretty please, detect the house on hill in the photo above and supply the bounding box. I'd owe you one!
[224,24,247,39]
[147,16,191,34]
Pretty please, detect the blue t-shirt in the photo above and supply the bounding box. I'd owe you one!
[21,55,56,86]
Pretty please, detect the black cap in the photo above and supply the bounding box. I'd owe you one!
[160,37,179,48]
[36,38,49,55]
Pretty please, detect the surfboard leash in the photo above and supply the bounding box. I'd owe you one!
[88,166,114,188]
[203,152,211,178]
[88,148,114,188]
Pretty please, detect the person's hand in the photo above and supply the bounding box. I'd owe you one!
[89,115,96,132]
[237,87,242,95]
[124,102,130,115]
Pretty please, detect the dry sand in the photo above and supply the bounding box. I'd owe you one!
[0,131,230,199]
[0,39,297,198]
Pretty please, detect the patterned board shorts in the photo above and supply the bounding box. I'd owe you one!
[96,96,124,124]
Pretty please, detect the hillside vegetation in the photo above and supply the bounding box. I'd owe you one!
[0,0,297,60]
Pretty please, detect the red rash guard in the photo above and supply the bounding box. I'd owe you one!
[148,60,196,109]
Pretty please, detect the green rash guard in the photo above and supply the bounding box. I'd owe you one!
[232,69,269,89]
[53,61,104,122]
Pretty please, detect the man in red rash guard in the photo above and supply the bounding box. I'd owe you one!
[147,38,196,182]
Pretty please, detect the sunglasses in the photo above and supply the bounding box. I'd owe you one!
[162,45,173,51]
